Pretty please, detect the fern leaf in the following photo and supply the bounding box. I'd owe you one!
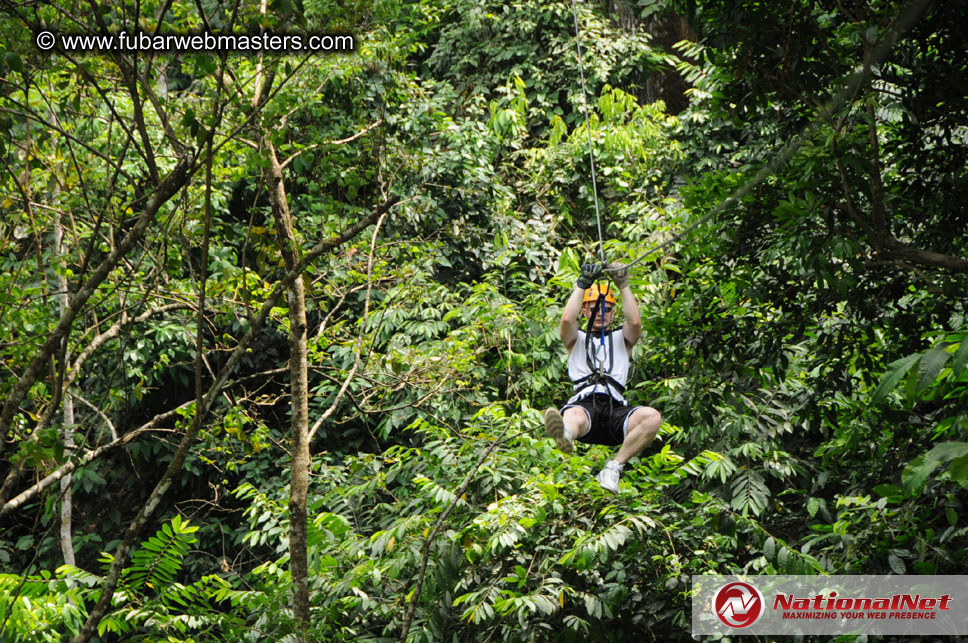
[730,470,770,516]
[127,516,198,594]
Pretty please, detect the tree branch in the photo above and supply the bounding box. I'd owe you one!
[69,194,399,643]
[0,406,187,519]
[281,119,383,169]
[0,303,191,507]
[398,420,514,642]
[308,207,388,440]
[0,159,191,456]
[836,153,968,275]
[265,137,312,637]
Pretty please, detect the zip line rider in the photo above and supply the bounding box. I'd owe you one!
[544,262,662,493]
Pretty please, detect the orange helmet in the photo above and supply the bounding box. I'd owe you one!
[582,283,616,306]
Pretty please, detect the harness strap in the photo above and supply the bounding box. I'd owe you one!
[583,295,614,375]
[576,297,623,400]
[571,372,626,395]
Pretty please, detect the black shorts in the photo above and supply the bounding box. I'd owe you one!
[561,393,641,447]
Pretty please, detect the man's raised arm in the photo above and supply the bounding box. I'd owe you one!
[609,263,641,347]
[562,262,601,351]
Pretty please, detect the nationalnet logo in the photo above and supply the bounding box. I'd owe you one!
[713,581,764,628]
[693,575,968,636]
[773,590,952,621]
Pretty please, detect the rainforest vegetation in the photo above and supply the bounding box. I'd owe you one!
[1,0,966,641]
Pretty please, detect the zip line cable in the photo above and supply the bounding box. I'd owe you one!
[571,0,614,389]
[595,0,932,276]
[570,0,607,264]
[562,0,927,415]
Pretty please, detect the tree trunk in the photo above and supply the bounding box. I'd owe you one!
[607,0,698,114]
[55,213,76,567]
[266,142,312,638]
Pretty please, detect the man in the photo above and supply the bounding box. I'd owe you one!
[544,262,662,493]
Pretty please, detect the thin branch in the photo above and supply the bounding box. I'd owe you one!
[865,97,887,232]
[71,303,192,389]
[140,72,186,156]
[62,48,152,170]
[227,366,288,388]
[0,408,187,519]
[373,377,452,414]
[836,160,968,274]
[313,277,396,340]
[398,420,515,642]
[72,391,118,442]
[308,207,389,440]
[864,259,944,294]
[7,302,191,455]
[196,130,214,415]
[281,119,383,169]
[0,101,133,183]
[0,157,191,457]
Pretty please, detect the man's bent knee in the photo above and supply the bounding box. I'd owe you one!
[563,407,589,438]
[629,407,661,437]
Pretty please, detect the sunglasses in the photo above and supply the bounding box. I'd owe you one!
[586,305,614,314]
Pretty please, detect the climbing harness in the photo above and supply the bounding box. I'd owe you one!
[573,287,624,423]
[582,283,615,395]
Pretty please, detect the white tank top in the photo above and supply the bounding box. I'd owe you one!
[566,329,630,404]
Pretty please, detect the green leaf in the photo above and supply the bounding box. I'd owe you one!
[730,470,769,516]
[888,553,906,574]
[902,442,968,494]
[763,536,775,560]
[196,54,217,75]
[949,454,968,487]
[4,51,23,74]
[806,497,819,518]
[952,338,968,377]
[872,484,902,497]
[871,354,920,403]
[916,343,951,390]
[946,507,958,527]
[559,247,579,275]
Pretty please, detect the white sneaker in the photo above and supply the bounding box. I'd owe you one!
[596,461,623,493]
[543,408,573,454]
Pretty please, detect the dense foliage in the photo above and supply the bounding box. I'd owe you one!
[1,0,966,641]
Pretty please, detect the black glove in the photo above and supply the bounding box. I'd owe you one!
[576,262,602,290]
[608,262,630,289]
